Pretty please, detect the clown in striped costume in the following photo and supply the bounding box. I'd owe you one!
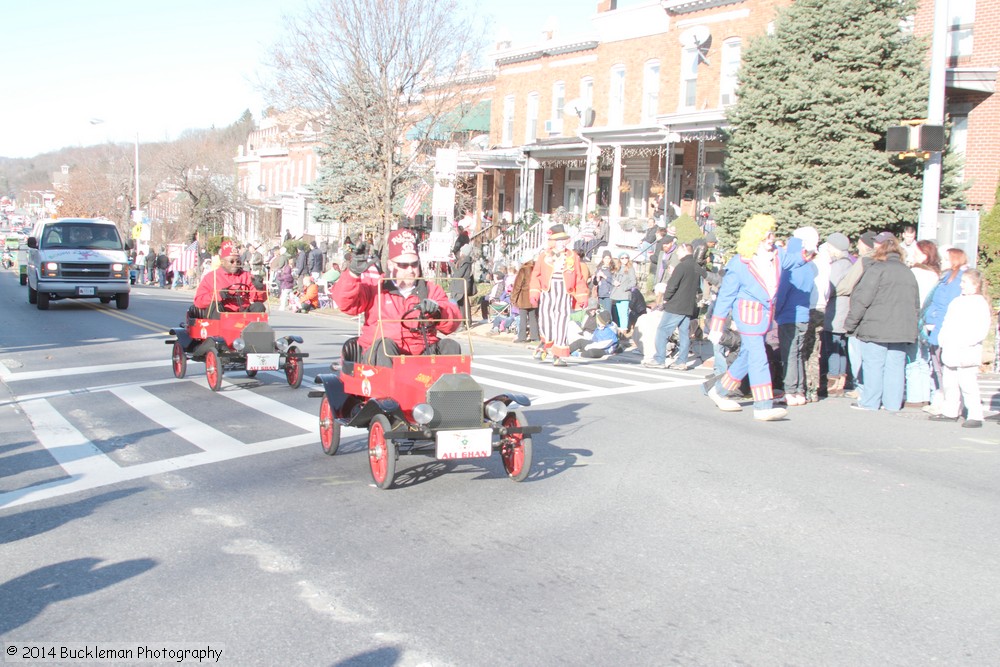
[528,224,589,367]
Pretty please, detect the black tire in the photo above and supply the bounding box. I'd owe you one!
[500,410,533,482]
[171,341,187,379]
[28,285,37,304]
[205,348,223,391]
[100,296,112,304]
[116,292,130,310]
[284,345,303,389]
[245,369,258,378]
[36,291,49,310]
[319,395,341,456]
[367,414,396,490]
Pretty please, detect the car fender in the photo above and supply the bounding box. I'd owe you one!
[486,392,532,408]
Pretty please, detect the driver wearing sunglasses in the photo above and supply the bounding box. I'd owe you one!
[193,239,267,315]
[331,229,461,367]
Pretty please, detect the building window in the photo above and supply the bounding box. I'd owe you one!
[502,94,515,147]
[948,0,975,58]
[642,60,660,123]
[526,92,539,143]
[720,38,741,107]
[609,65,626,125]
[552,81,566,121]
[680,47,698,109]
[580,76,594,111]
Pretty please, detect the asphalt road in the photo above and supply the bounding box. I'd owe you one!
[1,270,999,666]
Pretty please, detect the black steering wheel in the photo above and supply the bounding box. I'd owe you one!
[400,304,438,336]
[220,283,252,311]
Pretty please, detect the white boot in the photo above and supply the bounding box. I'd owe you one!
[753,407,788,421]
[708,386,742,412]
[923,391,943,415]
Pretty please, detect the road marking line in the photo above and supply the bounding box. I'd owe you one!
[215,385,317,431]
[79,301,169,333]
[471,361,598,390]
[109,385,246,455]
[531,377,705,406]
[18,398,122,478]
[3,359,171,382]
[470,375,554,398]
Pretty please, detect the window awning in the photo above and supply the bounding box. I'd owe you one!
[406,100,492,141]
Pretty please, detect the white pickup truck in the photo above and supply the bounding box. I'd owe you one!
[26,218,133,310]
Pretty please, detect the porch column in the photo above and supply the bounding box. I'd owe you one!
[609,145,623,226]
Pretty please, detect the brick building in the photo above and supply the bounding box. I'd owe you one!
[233,110,323,243]
[470,0,997,254]
[915,0,999,211]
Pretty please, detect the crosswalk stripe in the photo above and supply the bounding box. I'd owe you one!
[471,361,598,390]
[531,377,705,406]
[471,375,555,399]
[4,360,171,382]
[18,398,122,478]
[214,381,318,430]
[110,385,247,455]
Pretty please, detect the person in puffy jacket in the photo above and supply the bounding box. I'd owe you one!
[929,269,990,428]
[844,235,919,412]
[331,229,460,367]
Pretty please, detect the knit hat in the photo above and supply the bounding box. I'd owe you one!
[826,232,849,252]
[792,226,819,254]
[596,309,612,327]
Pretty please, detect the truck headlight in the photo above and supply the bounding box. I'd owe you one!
[485,400,509,423]
[42,262,58,277]
[412,403,435,425]
[112,263,124,271]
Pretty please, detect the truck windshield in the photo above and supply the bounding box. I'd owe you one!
[41,224,123,250]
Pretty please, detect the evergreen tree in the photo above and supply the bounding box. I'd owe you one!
[977,182,1000,295]
[714,0,963,240]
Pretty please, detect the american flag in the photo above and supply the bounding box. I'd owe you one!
[171,240,200,273]
[402,180,431,218]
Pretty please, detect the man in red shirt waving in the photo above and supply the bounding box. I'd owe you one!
[193,240,267,315]
[332,229,461,366]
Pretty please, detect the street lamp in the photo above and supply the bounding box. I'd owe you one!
[90,119,140,222]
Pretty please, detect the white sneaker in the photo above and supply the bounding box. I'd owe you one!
[753,407,788,421]
[708,386,742,412]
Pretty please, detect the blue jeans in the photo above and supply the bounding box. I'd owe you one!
[823,331,847,376]
[848,335,863,391]
[653,312,690,365]
[905,341,933,403]
[859,340,907,411]
[778,321,808,395]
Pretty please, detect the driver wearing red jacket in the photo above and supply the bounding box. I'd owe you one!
[194,240,267,314]
[332,229,461,366]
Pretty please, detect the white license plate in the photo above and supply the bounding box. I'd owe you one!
[435,428,493,460]
[246,353,279,371]
[78,287,96,296]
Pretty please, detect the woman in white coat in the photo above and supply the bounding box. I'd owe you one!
[929,269,991,428]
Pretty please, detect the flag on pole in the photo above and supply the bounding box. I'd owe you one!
[402,180,431,218]
[172,240,200,273]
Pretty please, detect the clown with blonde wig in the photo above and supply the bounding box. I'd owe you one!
[705,214,805,421]
[529,224,590,366]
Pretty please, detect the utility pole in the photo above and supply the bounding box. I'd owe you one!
[917,0,949,241]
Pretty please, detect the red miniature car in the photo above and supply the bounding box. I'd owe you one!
[310,295,538,490]
[166,286,307,391]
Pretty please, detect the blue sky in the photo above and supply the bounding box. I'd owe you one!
[1,0,622,159]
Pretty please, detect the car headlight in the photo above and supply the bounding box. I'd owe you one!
[232,338,246,352]
[412,403,435,425]
[485,400,509,423]
[276,338,290,353]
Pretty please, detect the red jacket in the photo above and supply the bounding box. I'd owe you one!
[194,268,266,311]
[529,250,589,309]
[332,272,460,354]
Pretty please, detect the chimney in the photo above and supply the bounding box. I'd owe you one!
[597,0,617,12]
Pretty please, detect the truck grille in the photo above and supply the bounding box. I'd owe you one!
[61,263,113,279]
[427,374,483,429]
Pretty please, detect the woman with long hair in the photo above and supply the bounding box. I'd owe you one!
[922,247,968,414]
[905,240,942,406]
[844,236,920,412]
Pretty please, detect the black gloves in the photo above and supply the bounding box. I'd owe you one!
[349,243,380,276]
[219,287,231,299]
[418,298,440,317]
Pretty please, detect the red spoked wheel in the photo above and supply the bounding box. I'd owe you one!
[500,410,533,482]
[319,395,341,456]
[367,414,396,490]
[205,348,223,392]
[171,341,187,379]
[285,345,303,389]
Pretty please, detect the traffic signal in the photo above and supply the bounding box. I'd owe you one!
[885,121,946,159]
